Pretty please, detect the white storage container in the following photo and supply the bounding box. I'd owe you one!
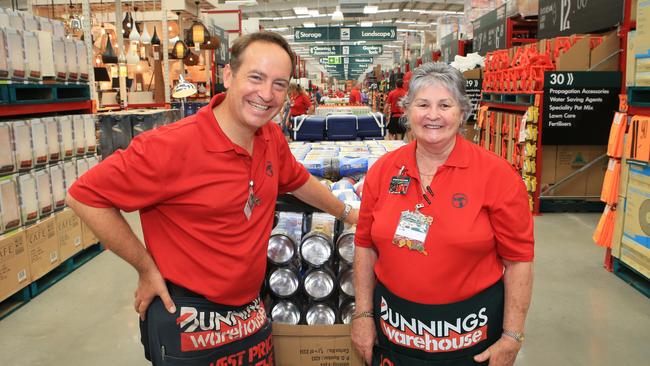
[17,172,39,224]
[0,123,15,175]
[38,16,53,34]
[83,115,96,154]
[49,163,66,211]
[75,157,89,179]
[42,117,60,162]
[57,115,74,159]
[52,36,67,81]
[0,9,9,28]
[6,9,24,30]
[11,121,33,171]
[75,40,88,81]
[86,155,99,170]
[0,28,9,79]
[5,27,26,80]
[29,118,48,166]
[34,168,53,216]
[72,115,86,156]
[22,30,40,80]
[62,160,77,192]
[0,176,21,234]
[36,30,55,78]
[65,38,78,81]
[21,13,40,32]
[51,19,65,38]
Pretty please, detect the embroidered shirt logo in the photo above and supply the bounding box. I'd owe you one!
[265,161,273,177]
[452,193,468,208]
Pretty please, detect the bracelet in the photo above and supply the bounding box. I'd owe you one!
[338,203,352,221]
[351,311,374,320]
[502,329,525,343]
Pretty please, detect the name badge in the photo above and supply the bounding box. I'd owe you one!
[389,176,411,195]
[392,209,432,255]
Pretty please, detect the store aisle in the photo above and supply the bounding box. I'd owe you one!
[0,213,648,366]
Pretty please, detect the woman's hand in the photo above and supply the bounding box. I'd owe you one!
[351,317,376,365]
[473,336,521,366]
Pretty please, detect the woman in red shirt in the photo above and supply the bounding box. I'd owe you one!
[289,83,313,117]
[351,62,534,366]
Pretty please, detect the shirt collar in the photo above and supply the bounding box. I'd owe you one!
[393,134,470,176]
[198,93,271,153]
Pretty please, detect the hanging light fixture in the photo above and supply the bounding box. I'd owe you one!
[189,0,209,50]
[171,11,189,59]
[332,6,344,21]
[122,5,133,38]
[128,1,140,42]
[101,35,117,64]
[150,0,161,45]
[126,43,140,65]
[183,50,199,66]
[137,0,151,43]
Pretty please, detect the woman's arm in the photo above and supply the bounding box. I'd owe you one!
[351,246,378,365]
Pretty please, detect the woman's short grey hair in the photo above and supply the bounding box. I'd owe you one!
[400,62,473,123]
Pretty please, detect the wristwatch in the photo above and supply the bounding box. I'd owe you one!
[502,329,525,343]
[338,203,352,221]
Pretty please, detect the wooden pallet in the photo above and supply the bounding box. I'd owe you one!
[0,287,30,321]
[612,258,650,299]
[29,243,104,298]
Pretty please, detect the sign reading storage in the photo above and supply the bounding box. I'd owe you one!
[295,26,396,42]
[542,71,621,144]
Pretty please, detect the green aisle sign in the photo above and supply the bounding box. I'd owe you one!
[310,45,383,56]
[294,27,396,42]
[320,57,374,65]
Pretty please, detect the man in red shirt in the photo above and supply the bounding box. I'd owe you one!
[66,32,358,365]
[349,82,362,105]
[384,79,407,140]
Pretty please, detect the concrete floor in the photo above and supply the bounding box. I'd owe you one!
[0,213,648,365]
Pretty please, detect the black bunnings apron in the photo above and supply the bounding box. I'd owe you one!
[140,283,274,366]
[372,280,504,366]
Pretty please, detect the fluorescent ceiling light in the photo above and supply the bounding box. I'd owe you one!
[308,10,320,17]
[293,7,309,15]
[303,22,316,28]
[224,0,258,6]
[360,21,373,27]
[396,20,416,24]
[408,23,435,27]
[266,27,288,31]
[363,6,378,14]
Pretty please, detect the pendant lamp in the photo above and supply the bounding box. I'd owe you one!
[140,24,151,44]
[171,11,188,59]
[184,50,199,66]
[126,43,140,64]
[150,26,161,45]
[101,36,117,64]
[129,19,140,42]
[189,1,208,46]
[172,39,189,59]
[122,11,133,38]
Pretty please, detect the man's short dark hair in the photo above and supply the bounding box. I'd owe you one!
[396,79,404,88]
[229,31,295,75]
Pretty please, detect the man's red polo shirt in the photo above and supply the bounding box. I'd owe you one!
[349,88,362,105]
[386,87,407,117]
[355,135,534,304]
[69,94,310,306]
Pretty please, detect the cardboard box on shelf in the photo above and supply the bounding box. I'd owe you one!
[552,145,589,196]
[55,208,82,262]
[585,146,609,197]
[81,221,99,249]
[272,324,363,366]
[627,31,637,86]
[611,196,626,258]
[25,215,59,281]
[0,229,30,302]
[621,162,650,278]
[555,37,590,71]
[590,31,620,71]
[540,145,557,189]
[462,68,482,79]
